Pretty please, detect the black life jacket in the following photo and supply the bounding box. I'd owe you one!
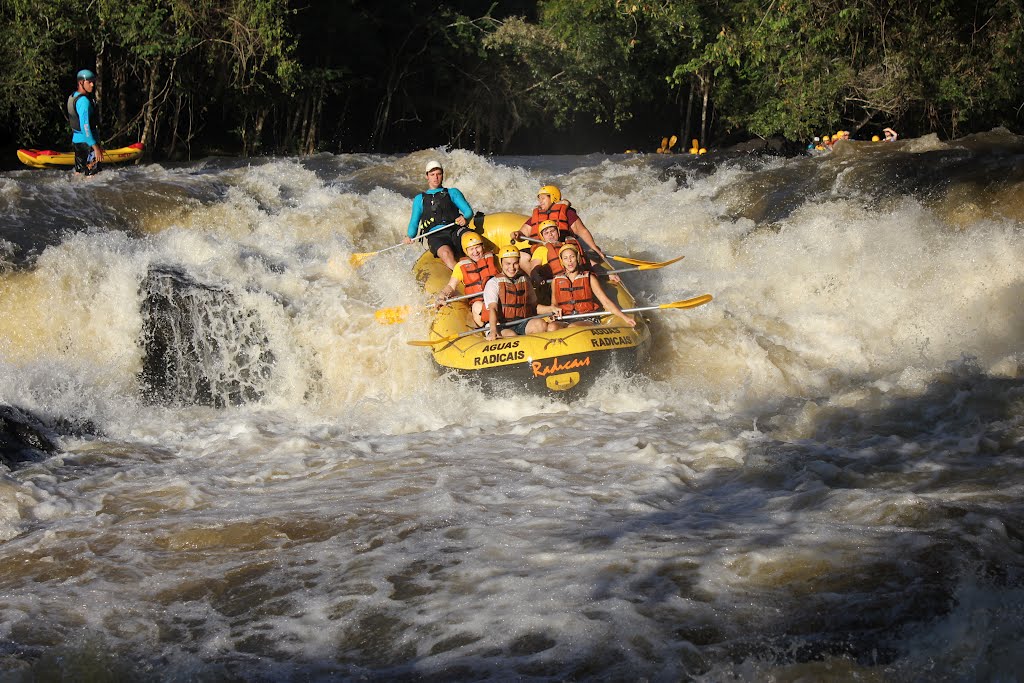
[66,92,100,135]
[417,188,462,236]
[67,93,86,133]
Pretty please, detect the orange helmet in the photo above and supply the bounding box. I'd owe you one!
[537,185,561,203]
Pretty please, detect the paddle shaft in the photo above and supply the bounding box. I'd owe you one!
[464,311,553,338]
[559,295,712,322]
[374,222,458,256]
[539,257,683,285]
[407,294,711,346]
[560,306,650,322]
[437,291,481,304]
[409,311,555,346]
[375,290,480,323]
[521,240,669,270]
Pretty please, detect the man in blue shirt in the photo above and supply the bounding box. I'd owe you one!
[68,69,104,176]
[404,160,473,270]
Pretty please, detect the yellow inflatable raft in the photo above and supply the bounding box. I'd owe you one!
[412,212,651,393]
[17,142,144,168]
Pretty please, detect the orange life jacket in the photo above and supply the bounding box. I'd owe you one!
[458,252,499,295]
[530,237,589,279]
[551,272,601,315]
[487,274,532,323]
[529,200,572,240]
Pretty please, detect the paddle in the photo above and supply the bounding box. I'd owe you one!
[406,294,712,347]
[608,255,676,267]
[406,311,556,347]
[604,255,684,273]
[560,294,712,322]
[537,255,684,285]
[384,256,685,326]
[520,237,682,270]
[374,291,481,325]
[350,222,457,267]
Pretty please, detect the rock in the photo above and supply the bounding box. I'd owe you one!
[0,405,60,468]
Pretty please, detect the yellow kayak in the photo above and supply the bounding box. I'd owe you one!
[17,142,144,168]
[412,212,651,393]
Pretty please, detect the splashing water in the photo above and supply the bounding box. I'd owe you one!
[0,133,1023,679]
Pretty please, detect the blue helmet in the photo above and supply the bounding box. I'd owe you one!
[76,69,95,81]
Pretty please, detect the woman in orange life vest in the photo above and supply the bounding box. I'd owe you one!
[434,232,499,326]
[527,220,588,286]
[483,246,561,341]
[550,243,636,329]
[509,184,611,269]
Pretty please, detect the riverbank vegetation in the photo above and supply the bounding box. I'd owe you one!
[1,0,1021,157]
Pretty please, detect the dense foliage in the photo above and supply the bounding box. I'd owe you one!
[1,0,1020,157]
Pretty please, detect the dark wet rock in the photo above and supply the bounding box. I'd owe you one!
[724,136,805,157]
[139,266,276,407]
[0,405,61,468]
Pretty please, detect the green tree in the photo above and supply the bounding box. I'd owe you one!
[0,0,84,144]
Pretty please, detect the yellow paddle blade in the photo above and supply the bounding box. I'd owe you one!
[375,306,412,325]
[668,135,678,149]
[662,294,712,309]
[349,251,377,267]
[610,255,672,267]
[634,255,685,270]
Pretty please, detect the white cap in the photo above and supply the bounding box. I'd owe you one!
[424,160,443,173]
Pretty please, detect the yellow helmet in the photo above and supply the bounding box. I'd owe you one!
[871,135,880,142]
[461,231,483,251]
[498,246,520,261]
[822,135,831,142]
[558,242,580,258]
[537,220,559,238]
[537,185,561,203]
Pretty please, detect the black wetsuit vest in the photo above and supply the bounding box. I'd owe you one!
[417,188,462,235]
[67,93,86,133]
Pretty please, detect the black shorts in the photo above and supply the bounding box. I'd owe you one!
[73,143,100,176]
[505,318,531,336]
[425,227,457,258]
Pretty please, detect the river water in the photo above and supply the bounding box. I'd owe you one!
[1,131,1023,680]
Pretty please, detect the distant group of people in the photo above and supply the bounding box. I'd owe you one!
[651,136,707,155]
[412,161,635,339]
[808,127,898,151]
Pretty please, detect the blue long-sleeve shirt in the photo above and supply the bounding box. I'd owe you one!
[406,187,473,238]
[71,95,98,147]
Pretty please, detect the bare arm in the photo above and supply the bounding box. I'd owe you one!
[537,302,561,316]
[511,221,533,243]
[435,274,460,306]
[591,274,635,327]
[570,218,607,261]
[486,303,500,340]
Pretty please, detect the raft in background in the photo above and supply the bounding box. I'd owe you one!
[17,142,144,168]
[412,212,652,394]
